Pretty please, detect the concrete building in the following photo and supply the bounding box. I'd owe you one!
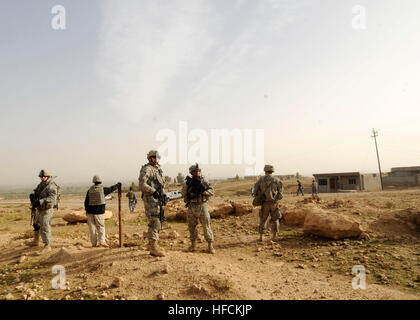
[383,166,420,186]
[313,172,382,193]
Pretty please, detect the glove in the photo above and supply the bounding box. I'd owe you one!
[152,190,159,199]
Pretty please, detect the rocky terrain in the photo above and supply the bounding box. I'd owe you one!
[0,180,419,300]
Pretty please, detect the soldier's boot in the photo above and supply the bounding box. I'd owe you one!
[207,242,216,254]
[29,234,40,247]
[271,232,277,242]
[258,234,264,242]
[37,244,51,256]
[99,242,109,248]
[149,240,165,257]
[187,240,197,252]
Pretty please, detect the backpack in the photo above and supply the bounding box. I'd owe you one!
[52,181,61,209]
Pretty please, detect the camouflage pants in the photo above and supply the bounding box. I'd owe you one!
[87,214,106,246]
[143,201,161,241]
[34,209,53,245]
[259,201,281,234]
[187,202,214,243]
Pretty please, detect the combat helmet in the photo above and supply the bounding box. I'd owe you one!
[92,175,102,183]
[264,165,275,173]
[147,150,161,160]
[189,163,201,174]
[38,169,52,178]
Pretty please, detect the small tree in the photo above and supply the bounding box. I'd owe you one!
[235,174,240,180]
[296,172,301,179]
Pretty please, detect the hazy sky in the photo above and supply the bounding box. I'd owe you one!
[1,0,419,186]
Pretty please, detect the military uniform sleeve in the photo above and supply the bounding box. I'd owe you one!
[84,191,89,211]
[40,184,57,209]
[253,178,261,196]
[104,184,118,196]
[139,166,156,195]
[202,177,214,198]
[181,182,188,203]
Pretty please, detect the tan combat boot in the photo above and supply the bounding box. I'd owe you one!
[208,242,216,254]
[99,242,109,248]
[271,232,277,242]
[149,240,165,257]
[29,234,40,247]
[187,240,196,252]
[37,244,51,255]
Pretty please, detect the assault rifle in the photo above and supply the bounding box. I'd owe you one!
[153,184,182,230]
[185,176,209,207]
[29,193,41,230]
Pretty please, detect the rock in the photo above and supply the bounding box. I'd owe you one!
[132,233,141,239]
[18,256,27,264]
[101,292,108,298]
[208,202,234,218]
[297,264,305,269]
[5,293,14,300]
[127,296,138,300]
[157,292,165,300]
[283,204,318,226]
[231,202,253,216]
[303,209,362,239]
[110,277,124,289]
[42,247,72,265]
[63,210,113,223]
[168,230,179,240]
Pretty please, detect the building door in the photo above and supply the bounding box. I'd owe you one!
[330,178,336,190]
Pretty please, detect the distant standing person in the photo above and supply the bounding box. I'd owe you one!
[296,180,304,196]
[311,180,318,197]
[126,187,137,213]
[29,170,58,255]
[84,175,121,248]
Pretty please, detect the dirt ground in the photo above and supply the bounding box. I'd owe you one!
[0,180,419,300]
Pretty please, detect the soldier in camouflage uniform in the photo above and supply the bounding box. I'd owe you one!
[138,150,166,257]
[84,176,120,248]
[29,170,58,255]
[253,165,283,242]
[181,163,215,254]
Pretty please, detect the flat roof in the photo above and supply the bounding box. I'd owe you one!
[313,172,360,177]
[391,166,420,172]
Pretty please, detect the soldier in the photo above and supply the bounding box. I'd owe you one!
[138,150,166,257]
[253,165,283,242]
[311,180,318,197]
[84,176,121,248]
[296,180,304,196]
[29,170,58,255]
[126,187,137,213]
[182,163,215,254]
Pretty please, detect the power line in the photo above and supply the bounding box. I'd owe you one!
[371,129,384,191]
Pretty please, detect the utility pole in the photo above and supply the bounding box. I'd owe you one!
[371,129,384,190]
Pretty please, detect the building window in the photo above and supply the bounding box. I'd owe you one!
[318,179,328,186]
[349,178,356,185]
